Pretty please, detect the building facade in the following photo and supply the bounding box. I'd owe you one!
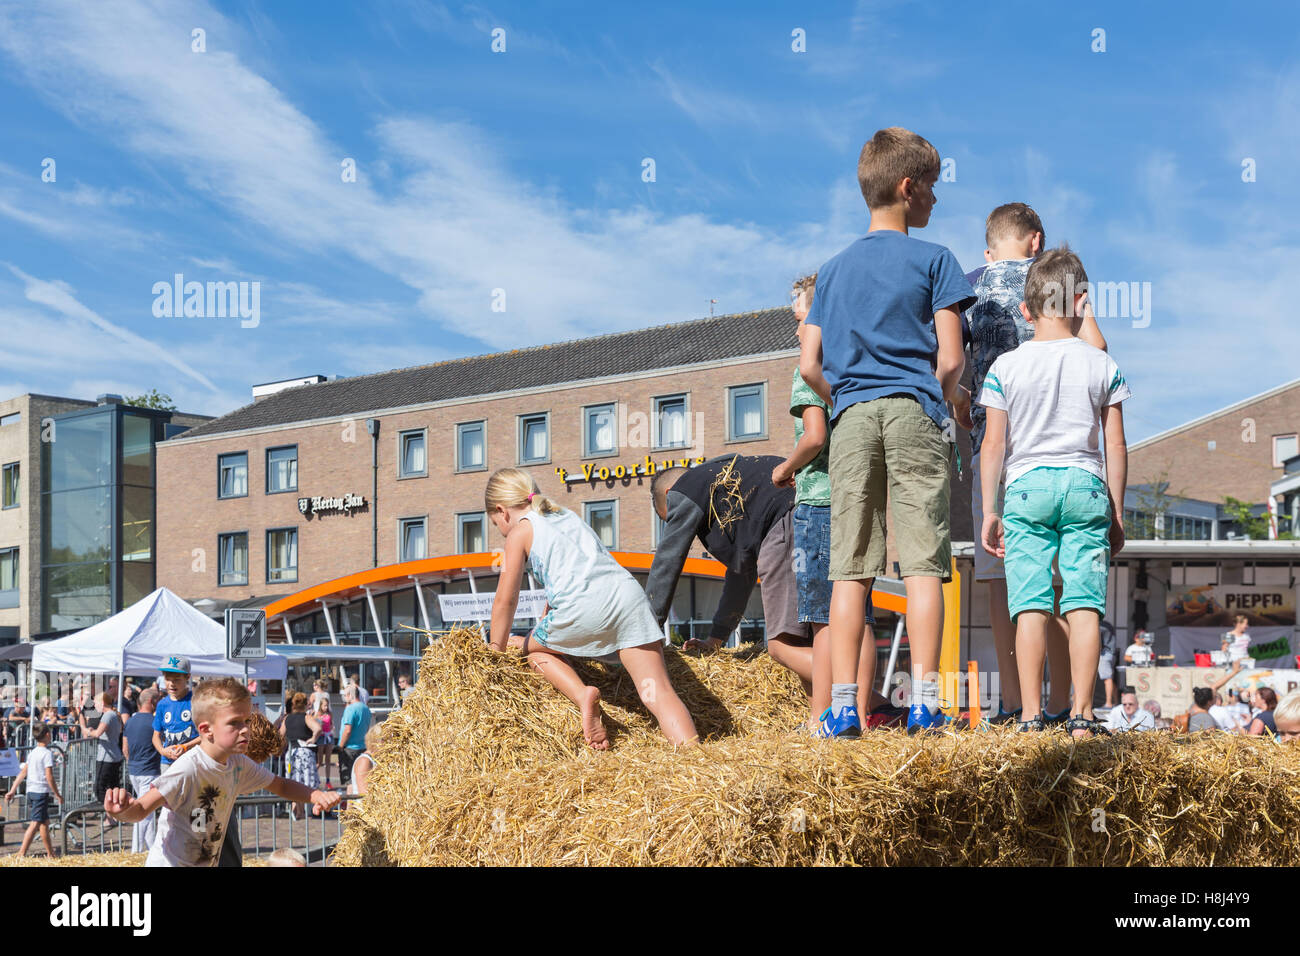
[0,394,211,642]
[1,395,96,642]
[157,310,811,604]
[1128,377,1299,508]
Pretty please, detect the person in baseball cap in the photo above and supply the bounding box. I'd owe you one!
[159,655,191,675]
[153,655,195,767]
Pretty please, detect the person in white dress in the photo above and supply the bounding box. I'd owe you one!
[484,468,698,749]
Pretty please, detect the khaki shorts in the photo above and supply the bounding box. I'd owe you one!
[828,397,952,581]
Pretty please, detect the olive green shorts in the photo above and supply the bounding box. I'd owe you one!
[828,397,952,581]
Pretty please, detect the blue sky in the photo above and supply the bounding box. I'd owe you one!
[0,0,1297,442]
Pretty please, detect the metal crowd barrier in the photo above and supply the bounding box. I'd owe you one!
[56,792,362,864]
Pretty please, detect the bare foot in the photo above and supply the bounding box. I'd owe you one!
[579,686,608,750]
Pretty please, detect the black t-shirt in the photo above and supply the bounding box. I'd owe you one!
[284,712,315,748]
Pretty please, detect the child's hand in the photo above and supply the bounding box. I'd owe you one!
[164,744,184,760]
[771,460,795,488]
[980,514,1005,558]
[103,787,133,817]
[1109,515,1125,557]
[3,789,13,804]
[951,386,973,431]
[310,789,342,815]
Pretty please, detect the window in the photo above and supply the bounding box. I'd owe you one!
[218,452,248,498]
[267,528,298,583]
[0,412,20,427]
[400,517,427,561]
[1273,434,1299,468]
[518,413,549,465]
[654,395,689,449]
[399,429,427,478]
[457,513,487,553]
[218,533,248,586]
[0,548,17,609]
[1,462,17,509]
[266,446,298,493]
[583,403,617,457]
[584,500,617,549]
[456,421,486,473]
[727,383,766,441]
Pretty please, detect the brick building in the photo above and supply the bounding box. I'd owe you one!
[155,308,977,623]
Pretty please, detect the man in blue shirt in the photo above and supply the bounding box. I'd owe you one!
[123,686,162,852]
[337,685,372,789]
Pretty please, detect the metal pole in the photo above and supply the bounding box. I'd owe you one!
[881,616,906,697]
[320,600,339,645]
[363,586,393,698]
[466,567,486,642]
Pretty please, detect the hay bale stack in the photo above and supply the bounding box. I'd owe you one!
[334,628,1300,866]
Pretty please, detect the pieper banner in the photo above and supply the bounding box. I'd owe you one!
[1166,583,1295,628]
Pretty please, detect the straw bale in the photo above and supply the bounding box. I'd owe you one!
[333,627,1300,866]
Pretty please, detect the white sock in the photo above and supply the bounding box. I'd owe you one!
[914,678,940,712]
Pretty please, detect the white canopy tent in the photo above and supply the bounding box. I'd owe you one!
[31,588,287,708]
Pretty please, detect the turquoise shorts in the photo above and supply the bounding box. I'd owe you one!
[1002,466,1110,620]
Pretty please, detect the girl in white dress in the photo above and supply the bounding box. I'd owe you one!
[485,468,697,749]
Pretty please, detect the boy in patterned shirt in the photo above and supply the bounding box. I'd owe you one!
[962,203,1107,723]
[105,677,339,866]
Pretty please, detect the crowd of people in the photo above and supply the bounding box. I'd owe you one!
[1,652,397,863]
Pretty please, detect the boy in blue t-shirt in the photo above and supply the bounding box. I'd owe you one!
[152,655,197,766]
[801,126,974,737]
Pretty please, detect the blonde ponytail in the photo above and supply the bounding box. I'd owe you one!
[484,467,561,516]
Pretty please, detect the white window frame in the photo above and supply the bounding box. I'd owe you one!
[583,500,619,550]
[398,515,428,562]
[456,421,487,473]
[398,428,428,479]
[1,461,17,510]
[1272,433,1299,468]
[726,383,767,442]
[517,412,550,465]
[582,402,618,459]
[457,512,488,553]
[652,393,690,450]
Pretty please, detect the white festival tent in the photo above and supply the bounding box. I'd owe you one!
[30,588,287,707]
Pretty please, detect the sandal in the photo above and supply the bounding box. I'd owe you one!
[1017,716,1045,732]
[1064,714,1111,738]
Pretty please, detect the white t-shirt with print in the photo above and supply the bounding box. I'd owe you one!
[146,745,273,867]
[977,337,1131,486]
[24,745,54,794]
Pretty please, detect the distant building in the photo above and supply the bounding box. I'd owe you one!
[0,393,211,642]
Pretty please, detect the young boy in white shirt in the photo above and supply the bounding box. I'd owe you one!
[104,677,339,866]
[977,245,1130,737]
[3,720,62,857]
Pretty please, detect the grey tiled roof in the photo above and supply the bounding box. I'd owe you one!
[181,308,798,438]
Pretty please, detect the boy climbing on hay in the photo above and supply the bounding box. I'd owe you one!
[976,246,1129,738]
[485,468,698,749]
[800,127,973,737]
[647,454,818,705]
[104,677,340,866]
[773,273,899,732]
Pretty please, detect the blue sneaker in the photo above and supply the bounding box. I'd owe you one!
[906,704,946,734]
[817,706,861,739]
